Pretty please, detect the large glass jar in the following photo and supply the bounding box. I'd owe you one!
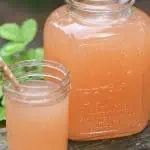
[44,0,150,141]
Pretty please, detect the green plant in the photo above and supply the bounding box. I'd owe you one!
[0,19,44,121]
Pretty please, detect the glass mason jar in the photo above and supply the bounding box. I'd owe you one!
[44,0,150,141]
[4,60,70,150]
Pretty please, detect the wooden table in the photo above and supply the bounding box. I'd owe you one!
[1,123,150,150]
[69,124,150,150]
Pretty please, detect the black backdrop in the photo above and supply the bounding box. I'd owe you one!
[0,0,149,45]
[0,0,149,23]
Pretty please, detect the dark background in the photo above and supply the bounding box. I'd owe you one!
[0,0,149,44]
[0,0,149,24]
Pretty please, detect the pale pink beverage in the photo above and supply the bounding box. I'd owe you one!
[4,60,70,150]
[44,0,150,140]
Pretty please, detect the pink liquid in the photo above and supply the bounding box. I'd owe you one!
[6,80,68,150]
[143,21,150,119]
[44,5,150,140]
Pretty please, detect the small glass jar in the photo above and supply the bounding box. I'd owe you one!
[44,0,150,140]
[4,60,70,150]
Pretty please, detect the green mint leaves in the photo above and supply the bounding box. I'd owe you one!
[0,18,44,121]
[0,42,26,57]
[0,23,22,42]
[0,19,40,59]
[0,19,37,44]
[21,19,37,44]
[0,107,5,121]
[0,18,43,65]
[23,48,44,60]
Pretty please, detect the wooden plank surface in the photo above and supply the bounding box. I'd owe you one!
[1,123,150,150]
[69,124,150,150]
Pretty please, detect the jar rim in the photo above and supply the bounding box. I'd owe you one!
[4,60,70,105]
[66,0,135,13]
